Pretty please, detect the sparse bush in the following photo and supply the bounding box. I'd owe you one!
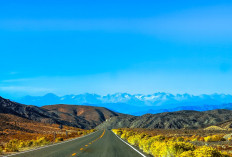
[55,137,64,142]
[35,137,50,146]
[204,135,225,142]
[5,139,19,152]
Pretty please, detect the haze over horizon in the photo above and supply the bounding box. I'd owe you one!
[1,0,232,98]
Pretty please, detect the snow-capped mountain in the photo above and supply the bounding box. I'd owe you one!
[15,93,232,115]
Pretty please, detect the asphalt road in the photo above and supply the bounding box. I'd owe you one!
[5,130,147,157]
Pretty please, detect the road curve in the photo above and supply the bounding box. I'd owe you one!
[5,130,147,157]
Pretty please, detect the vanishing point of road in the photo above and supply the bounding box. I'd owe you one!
[5,130,148,157]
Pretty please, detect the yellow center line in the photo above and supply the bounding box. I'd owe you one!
[71,130,106,156]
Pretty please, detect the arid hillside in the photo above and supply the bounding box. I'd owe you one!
[0,113,85,144]
[0,96,121,129]
[97,109,232,130]
[42,104,120,128]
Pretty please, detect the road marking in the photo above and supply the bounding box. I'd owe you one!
[4,131,97,157]
[112,131,147,157]
[77,130,105,153]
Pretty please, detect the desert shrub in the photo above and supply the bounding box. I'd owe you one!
[123,131,134,140]
[112,128,230,157]
[0,146,3,154]
[112,129,123,136]
[191,138,198,142]
[128,133,146,146]
[167,142,195,156]
[18,141,26,148]
[24,140,33,147]
[150,141,195,157]
[153,135,166,141]
[204,135,225,142]
[194,146,225,157]
[150,141,167,156]
[55,137,64,142]
[31,137,50,147]
[176,137,185,142]
[121,133,127,139]
[204,136,213,142]
[179,150,195,157]
[139,136,156,153]
[5,139,19,152]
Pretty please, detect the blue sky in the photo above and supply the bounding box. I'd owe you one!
[0,0,232,98]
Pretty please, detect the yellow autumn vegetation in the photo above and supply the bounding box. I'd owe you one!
[204,134,225,142]
[112,129,230,157]
[0,146,3,154]
[3,129,96,153]
[4,137,50,152]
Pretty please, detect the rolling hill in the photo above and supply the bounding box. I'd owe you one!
[2,96,232,130]
[0,96,121,129]
[96,109,232,130]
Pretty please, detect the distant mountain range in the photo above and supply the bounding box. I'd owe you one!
[15,93,232,115]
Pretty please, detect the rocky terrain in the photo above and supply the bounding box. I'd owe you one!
[42,104,121,128]
[0,96,120,129]
[96,109,232,129]
[2,96,232,130]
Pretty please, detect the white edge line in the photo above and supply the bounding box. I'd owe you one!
[4,131,98,157]
[112,131,147,157]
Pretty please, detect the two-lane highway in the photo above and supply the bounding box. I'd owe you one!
[5,130,147,157]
